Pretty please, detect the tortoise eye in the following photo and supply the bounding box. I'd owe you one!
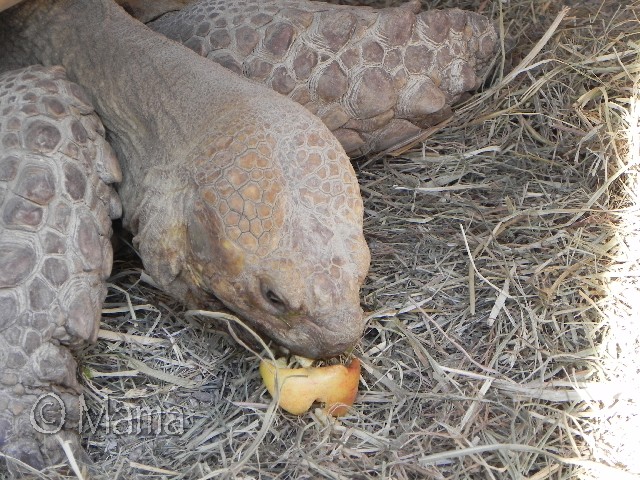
[265,289,284,307]
[260,280,287,312]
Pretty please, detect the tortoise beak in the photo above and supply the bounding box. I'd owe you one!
[279,306,366,359]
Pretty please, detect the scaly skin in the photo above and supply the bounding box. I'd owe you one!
[0,65,121,471]
[0,0,498,470]
[149,0,498,156]
[1,0,370,470]
[1,0,369,361]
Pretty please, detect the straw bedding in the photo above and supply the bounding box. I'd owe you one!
[17,1,640,478]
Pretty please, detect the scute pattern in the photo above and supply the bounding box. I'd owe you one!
[286,128,361,224]
[267,114,368,323]
[174,104,368,354]
[194,132,286,256]
[0,65,121,470]
[192,109,362,263]
[150,0,498,156]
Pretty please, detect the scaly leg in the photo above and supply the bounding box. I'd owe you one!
[149,0,498,155]
[0,65,121,473]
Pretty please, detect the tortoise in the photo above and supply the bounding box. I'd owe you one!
[138,0,498,156]
[0,0,497,471]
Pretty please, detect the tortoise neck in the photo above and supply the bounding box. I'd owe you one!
[3,0,245,178]
[0,0,330,228]
[3,0,191,164]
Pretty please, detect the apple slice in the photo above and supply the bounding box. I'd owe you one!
[260,357,361,416]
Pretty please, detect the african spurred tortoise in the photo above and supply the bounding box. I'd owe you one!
[0,0,496,471]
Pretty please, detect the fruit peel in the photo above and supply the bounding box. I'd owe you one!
[260,358,361,417]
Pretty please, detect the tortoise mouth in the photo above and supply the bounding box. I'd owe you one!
[241,307,366,360]
[267,326,360,359]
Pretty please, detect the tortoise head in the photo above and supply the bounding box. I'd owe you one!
[137,115,370,359]
[186,120,370,358]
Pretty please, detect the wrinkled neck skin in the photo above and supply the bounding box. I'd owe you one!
[0,0,371,358]
[1,0,248,214]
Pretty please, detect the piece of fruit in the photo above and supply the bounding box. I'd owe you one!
[260,357,361,416]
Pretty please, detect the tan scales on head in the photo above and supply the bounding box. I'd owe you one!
[195,133,285,257]
[172,110,369,358]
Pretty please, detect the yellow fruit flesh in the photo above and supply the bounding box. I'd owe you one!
[260,358,361,416]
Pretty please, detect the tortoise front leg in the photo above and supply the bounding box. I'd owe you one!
[0,65,121,473]
[148,0,498,156]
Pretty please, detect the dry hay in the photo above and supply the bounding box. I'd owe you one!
[14,0,640,478]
